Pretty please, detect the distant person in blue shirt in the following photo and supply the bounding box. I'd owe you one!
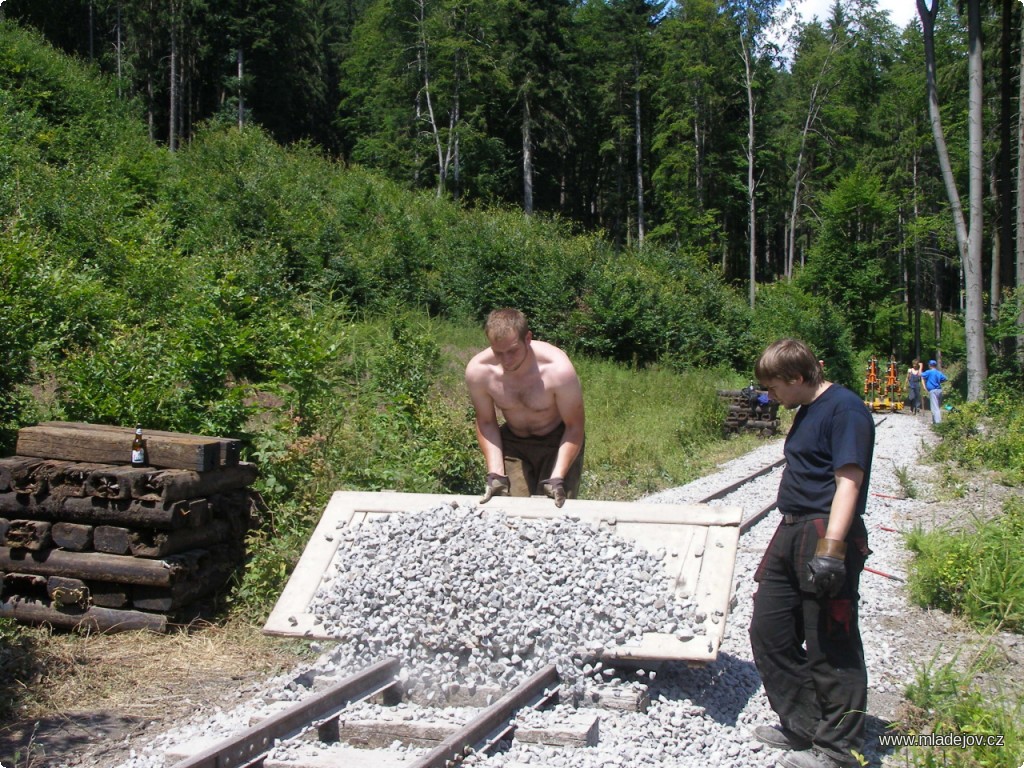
[920,360,948,424]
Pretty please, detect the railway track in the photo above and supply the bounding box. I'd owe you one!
[692,456,786,534]
[711,412,888,536]
[170,457,795,768]
[169,660,570,768]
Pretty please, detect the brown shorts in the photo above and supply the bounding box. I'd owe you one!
[499,422,585,498]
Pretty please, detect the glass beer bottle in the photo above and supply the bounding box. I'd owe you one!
[131,424,147,467]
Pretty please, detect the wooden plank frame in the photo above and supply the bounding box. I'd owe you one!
[263,492,742,666]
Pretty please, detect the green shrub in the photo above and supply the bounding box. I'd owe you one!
[53,312,254,436]
[750,281,858,388]
[571,249,756,371]
[931,379,1024,484]
[900,650,1023,768]
[905,496,1024,632]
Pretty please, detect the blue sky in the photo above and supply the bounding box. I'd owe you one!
[796,0,919,29]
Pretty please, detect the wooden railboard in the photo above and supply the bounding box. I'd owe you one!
[40,422,241,466]
[264,492,741,665]
[17,425,219,472]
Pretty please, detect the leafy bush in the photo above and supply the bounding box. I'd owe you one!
[571,249,756,371]
[233,313,481,621]
[750,281,858,387]
[930,373,1024,484]
[900,650,1023,768]
[905,496,1024,632]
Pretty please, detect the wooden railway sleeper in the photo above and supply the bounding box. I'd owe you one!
[406,664,560,768]
[170,656,401,768]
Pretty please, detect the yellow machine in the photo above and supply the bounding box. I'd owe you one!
[864,355,904,412]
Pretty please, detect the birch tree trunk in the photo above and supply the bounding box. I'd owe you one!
[917,0,987,399]
[523,97,534,215]
[237,47,244,130]
[115,3,123,99]
[634,59,645,247]
[169,0,178,152]
[964,0,987,398]
[786,37,840,280]
[1017,13,1024,366]
[740,30,756,309]
[413,0,447,196]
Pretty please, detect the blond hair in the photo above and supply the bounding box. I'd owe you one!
[485,308,529,343]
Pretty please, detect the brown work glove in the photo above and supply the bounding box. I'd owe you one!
[540,477,567,508]
[479,472,510,504]
[805,538,847,599]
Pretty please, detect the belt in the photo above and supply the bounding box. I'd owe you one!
[781,512,830,525]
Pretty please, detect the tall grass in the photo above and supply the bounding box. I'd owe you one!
[576,359,751,500]
[905,496,1024,633]
[898,649,1023,768]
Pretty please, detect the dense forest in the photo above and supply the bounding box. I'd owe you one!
[4,0,1024,386]
[4,0,1024,392]
[3,12,1024,759]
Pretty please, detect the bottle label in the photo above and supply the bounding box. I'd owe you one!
[132,449,145,464]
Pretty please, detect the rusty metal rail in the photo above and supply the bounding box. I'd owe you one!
[169,659,560,768]
[696,457,786,505]
[684,456,785,534]
[170,656,401,768]
[407,664,560,768]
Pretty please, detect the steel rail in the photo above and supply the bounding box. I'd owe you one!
[406,664,560,768]
[474,674,561,758]
[170,656,401,768]
[740,500,779,534]
[696,457,786,505]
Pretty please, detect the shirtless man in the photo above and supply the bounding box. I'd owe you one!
[465,308,585,507]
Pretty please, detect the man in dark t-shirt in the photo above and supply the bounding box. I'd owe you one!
[748,338,875,768]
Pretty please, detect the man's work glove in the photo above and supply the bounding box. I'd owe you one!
[806,538,847,599]
[479,473,510,504]
[540,477,567,508]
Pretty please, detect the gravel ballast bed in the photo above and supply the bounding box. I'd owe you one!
[102,411,966,768]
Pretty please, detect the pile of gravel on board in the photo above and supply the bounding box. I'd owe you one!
[309,504,704,696]
[103,410,955,768]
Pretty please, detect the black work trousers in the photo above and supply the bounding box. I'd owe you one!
[499,422,584,498]
[749,514,870,766]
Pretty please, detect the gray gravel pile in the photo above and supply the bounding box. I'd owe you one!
[107,409,939,768]
[309,504,703,695]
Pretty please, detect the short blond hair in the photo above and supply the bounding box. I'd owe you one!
[755,338,824,387]
[485,308,529,343]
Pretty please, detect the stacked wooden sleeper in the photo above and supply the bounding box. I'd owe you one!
[716,389,781,436]
[0,423,256,634]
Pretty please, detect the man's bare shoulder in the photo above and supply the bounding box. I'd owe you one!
[531,341,579,379]
[530,339,571,362]
[465,347,496,379]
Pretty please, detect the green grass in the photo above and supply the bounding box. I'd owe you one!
[905,495,1024,632]
[897,648,1024,768]
[892,461,920,499]
[576,358,756,499]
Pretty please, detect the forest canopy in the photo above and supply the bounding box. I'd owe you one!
[1,0,1022,397]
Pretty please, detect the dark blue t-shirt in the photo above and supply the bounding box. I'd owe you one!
[777,384,875,517]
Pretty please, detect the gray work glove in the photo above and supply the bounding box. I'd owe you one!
[479,472,510,504]
[806,538,847,599]
[540,477,567,508]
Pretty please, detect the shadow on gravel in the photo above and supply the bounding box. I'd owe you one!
[0,712,150,768]
[646,653,899,767]
[645,651,762,726]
